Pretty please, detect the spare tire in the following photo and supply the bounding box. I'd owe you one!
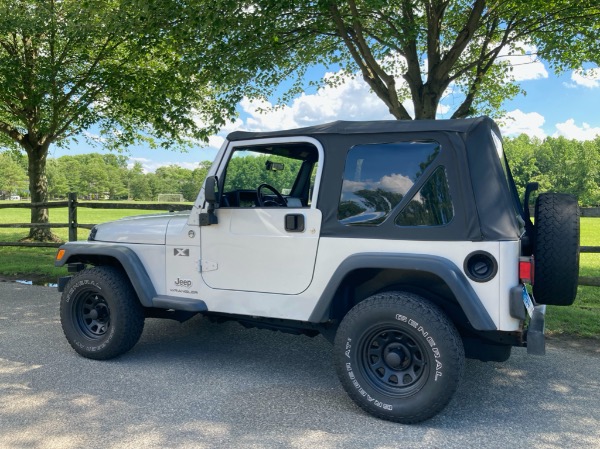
[532,193,580,306]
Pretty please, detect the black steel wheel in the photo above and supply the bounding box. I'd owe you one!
[334,291,464,423]
[359,326,429,398]
[73,291,111,339]
[60,266,145,360]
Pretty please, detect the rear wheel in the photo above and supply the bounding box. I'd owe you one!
[60,266,145,360]
[533,193,580,306]
[334,291,464,423]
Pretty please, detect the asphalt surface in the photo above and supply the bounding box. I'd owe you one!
[1,282,599,449]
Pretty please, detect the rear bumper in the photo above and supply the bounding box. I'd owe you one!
[526,305,546,355]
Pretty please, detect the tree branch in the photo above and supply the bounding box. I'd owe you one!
[425,0,450,71]
[328,1,411,119]
[399,0,425,118]
[451,18,513,118]
[434,0,486,80]
[55,34,123,114]
[0,121,24,143]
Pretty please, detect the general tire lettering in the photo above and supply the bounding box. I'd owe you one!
[334,291,464,424]
[60,266,145,360]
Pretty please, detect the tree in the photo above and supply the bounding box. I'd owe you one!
[504,135,600,207]
[503,134,550,196]
[46,152,130,199]
[0,151,27,196]
[223,154,302,193]
[153,165,193,199]
[0,0,243,240]
[181,163,212,201]
[78,154,110,199]
[46,158,69,198]
[208,0,599,120]
[102,154,129,199]
[128,162,151,200]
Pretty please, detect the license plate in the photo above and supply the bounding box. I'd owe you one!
[522,285,535,318]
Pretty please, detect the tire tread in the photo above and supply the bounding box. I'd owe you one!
[334,292,464,423]
[60,266,145,360]
[533,193,580,305]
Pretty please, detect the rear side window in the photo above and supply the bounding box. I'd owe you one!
[395,166,454,226]
[338,141,440,225]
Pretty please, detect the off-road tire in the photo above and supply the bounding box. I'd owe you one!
[334,291,464,423]
[533,193,580,306]
[60,266,145,360]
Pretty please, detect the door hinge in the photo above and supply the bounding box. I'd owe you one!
[198,259,218,272]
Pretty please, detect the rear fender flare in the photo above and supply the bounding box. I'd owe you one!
[309,253,497,331]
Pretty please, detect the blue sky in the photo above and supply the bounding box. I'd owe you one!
[50,54,600,173]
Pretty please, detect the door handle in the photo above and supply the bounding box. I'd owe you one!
[285,214,305,232]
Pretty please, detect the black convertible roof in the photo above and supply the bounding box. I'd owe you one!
[227,117,492,141]
[227,116,521,241]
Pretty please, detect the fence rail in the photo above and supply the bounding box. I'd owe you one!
[0,193,191,247]
[0,195,598,286]
[581,208,600,217]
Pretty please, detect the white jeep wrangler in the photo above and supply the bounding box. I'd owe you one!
[55,117,580,423]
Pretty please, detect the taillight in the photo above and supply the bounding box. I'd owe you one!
[519,256,535,285]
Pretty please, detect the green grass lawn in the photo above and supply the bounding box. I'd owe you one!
[0,203,177,279]
[0,203,598,339]
[546,217,599,339]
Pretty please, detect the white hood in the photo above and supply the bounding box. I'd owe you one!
[91,212,190,245]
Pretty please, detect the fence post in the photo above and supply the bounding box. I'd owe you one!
[68,192,78,241]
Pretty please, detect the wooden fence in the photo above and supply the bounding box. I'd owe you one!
[0,193,191,247]
[0,194,598,286]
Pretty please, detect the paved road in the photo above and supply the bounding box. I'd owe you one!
[0,282,599,449]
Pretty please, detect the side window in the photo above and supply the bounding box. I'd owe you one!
[220,143,318,207]
[338,141,440,225]
[395,166,454,226]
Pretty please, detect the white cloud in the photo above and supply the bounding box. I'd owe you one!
[553,119,600,140]
[207,135,225,150]
[342,173,415,197]
[498,44,548,81]
[379,173,416,196]
[192,56,553,164]
[239,98,302,131]
[499,109,546,139]
[238,71,398,132]
[201,61,498,147]
[570,68,600,89]
[82,131,107,144]
[230,48,549,137]
[499,112,600,141]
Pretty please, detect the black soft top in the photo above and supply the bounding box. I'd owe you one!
[227,117,522,241]
[228,117,489,141]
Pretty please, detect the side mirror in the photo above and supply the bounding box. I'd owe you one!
[200,176,219,226]
[204,176,218,204]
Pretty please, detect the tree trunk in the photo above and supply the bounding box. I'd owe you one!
[23,143,60,242]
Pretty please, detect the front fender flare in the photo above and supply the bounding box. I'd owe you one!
[55,243,157,308]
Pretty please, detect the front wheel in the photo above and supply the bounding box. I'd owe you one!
[334,291,464,423]
[60,266,145,360]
